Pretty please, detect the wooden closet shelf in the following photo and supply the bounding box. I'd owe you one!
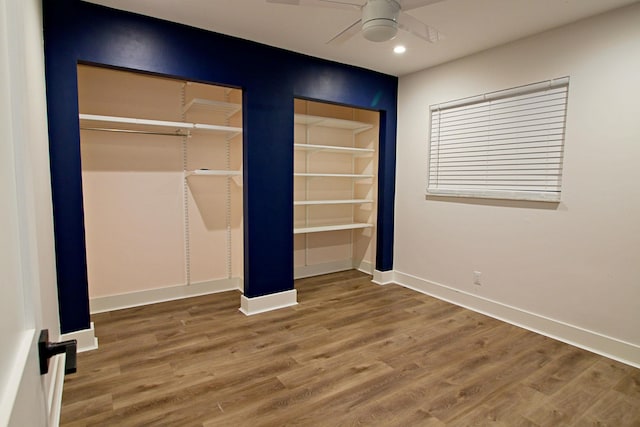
[294,173,374,179]
[185,169,242,177]
[182,98,242,117]
[293,223,373,234]
[294,114,373,133]
[79,114,242,137]
[294,199,373,206]
[294,143,374,156]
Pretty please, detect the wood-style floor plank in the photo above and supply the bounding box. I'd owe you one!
[61,270,640,426]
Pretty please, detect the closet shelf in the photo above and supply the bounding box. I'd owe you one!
[293,223,373,234]
[294,143,374,156]
[294,199,373,206]
[185,169,242,177]
[186,170,243,187]
[79,114,242,138]
[294,173,374,179]
[182,98,242,117]
[295,114,373,134]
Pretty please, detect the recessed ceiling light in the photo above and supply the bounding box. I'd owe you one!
[393,45,406,54]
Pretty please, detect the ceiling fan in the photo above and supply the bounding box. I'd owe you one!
[266,0,445,45]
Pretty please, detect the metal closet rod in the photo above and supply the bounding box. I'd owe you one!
[80,127,191,137]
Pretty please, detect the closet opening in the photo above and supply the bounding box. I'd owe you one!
[293,98,379,279]
[77,64,244,313]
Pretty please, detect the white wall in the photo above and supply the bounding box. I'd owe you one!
[395,3,640,365]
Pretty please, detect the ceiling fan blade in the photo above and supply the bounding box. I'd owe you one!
[327,19,362,45]
[266,0,362,11]
[398,0,446,12]
[398,11,443,43]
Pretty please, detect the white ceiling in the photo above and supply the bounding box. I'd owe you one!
[84,0,638,76]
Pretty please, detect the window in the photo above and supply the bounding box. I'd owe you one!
[428,77,569,202]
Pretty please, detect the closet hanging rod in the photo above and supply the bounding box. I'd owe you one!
[80,127,191,137]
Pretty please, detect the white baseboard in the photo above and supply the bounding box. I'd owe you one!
[294,259,375,279]
[294,259,354,279]
[90,277,243,314]
[356,260,373,275]
[239,289,298,316]
[393,270,640,369]
[61,322,98,353]
[372,269,395,285]
[47,353,65,427]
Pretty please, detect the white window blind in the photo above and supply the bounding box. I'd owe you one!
[428,77,569,202]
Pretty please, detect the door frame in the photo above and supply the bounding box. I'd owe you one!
[0,0,65,425]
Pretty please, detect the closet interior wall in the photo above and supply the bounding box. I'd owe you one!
[293,99,379,278]
[77,65,243,308]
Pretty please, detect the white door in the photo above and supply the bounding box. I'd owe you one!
[0,0,63,425]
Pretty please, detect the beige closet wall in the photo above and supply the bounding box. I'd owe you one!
[78,66,242,299]
[182,82,243,283]
[293,99,379,275]
[353,109,379,265]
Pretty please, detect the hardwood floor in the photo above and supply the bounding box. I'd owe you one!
[61,270,640,426]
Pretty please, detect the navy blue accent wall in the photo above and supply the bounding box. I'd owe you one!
[43,0,397,333]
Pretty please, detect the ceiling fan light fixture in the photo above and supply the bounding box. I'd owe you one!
[362,19,398,42]
[362,0,400,42]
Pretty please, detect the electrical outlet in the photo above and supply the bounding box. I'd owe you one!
[473,271,482,286]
